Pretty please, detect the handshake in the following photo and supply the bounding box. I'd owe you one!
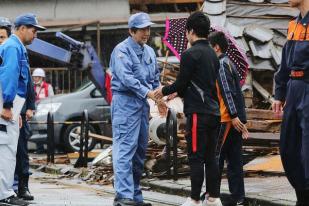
[148,86,164,100]
[147,86,166,116]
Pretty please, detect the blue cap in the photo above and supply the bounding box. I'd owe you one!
[14,13,46,31]
[128,12,154,29]
[0,17,12,28]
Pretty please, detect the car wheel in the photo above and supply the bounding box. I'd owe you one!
[63,123,97,152]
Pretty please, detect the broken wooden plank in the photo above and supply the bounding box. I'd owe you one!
[67,152,101,159]
[246,108,281,120]
[88,132,113,142]
[252,79,275,104]
[244,155,284,174]
[246,120,281,132]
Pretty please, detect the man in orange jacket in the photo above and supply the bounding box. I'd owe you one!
[272,0,309,205]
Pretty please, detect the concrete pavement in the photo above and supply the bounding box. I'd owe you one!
[30,162,297,206]
[141,176,296,206]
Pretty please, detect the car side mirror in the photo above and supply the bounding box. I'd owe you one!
[91,89,102,98]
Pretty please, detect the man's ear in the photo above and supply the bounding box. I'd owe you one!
[214,44,221,52]
[129,28,136,36]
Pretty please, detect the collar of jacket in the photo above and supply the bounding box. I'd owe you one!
[191,39,209,46]
[296,11,309,25]
[219,53,227,60]
[127,36,145,56]
[11,34,27,54]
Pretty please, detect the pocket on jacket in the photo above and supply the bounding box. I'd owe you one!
[20,60,29,80]
[112,116,128,140]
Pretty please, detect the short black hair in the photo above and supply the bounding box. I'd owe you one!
[208,31,229,53]
[130,27,138,33]
[0,26,11,36]
[185,11,210,38]
[14,25,35,31]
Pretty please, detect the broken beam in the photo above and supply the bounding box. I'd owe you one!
[252,80,275,104]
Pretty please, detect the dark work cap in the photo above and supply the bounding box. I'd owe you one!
[14,13,46,31]
[128,12,154,29]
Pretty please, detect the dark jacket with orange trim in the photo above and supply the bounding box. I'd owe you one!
[274,12,309,101]
[162,39,220,116]
[217,54,247,123]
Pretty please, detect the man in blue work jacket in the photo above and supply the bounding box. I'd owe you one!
[272,0,309,205]
[0,13,45,206]
[110,12,161,206]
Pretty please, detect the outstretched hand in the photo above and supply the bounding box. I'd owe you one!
[272,100,283,118]
[232,117,249,139]
[154,87,163,100]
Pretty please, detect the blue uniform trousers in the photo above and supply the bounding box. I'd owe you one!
[112,94,149,203]
[280,80,309,190]
[15,117,31,179]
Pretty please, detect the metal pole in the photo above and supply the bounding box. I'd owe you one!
[165,109,178,180]
[47,112,55,164]
[171,110,178,181]
[74,111,86,168]
[165,109,171,178]
[51,113,55,164]
[83,110,89,165]
[47,112,51,163]
[96,22,101,62]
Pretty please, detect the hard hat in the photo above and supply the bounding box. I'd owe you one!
[0,17,12,29]
[32,68,46,77]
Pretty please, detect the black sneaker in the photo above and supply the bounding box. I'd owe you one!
[136,202,152,206]
[0,195,28,206]
[226,199,245,206]
[113,198,136,206]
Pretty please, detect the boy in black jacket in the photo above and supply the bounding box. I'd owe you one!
[155,12,222,206]
[208,31,248,206]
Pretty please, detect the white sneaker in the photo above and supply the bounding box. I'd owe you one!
[181,197,202,206]
[205,198,223,206]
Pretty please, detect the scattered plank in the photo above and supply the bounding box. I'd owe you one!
[246,108,281,120]
[252,79,275,104]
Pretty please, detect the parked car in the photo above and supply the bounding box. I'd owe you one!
[29,81,112,152]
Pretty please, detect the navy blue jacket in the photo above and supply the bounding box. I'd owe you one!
[275,12,309,101]
[217,54,247,123]
[21,76,35,115]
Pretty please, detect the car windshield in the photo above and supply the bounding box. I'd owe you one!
[74,80,92,92]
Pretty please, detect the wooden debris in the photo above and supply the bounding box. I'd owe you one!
[67,152,101,159]
[246,108,281,120]
[244,155,284,174]
[252,79,275,104]
[247,120,281,132]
